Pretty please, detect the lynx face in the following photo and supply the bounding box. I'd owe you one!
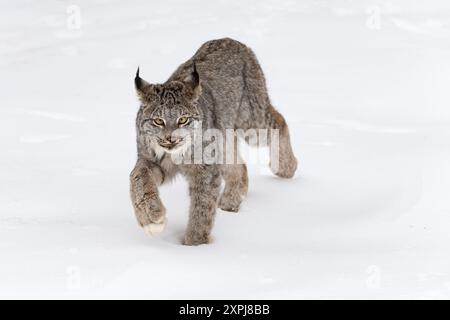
[135,66,202,156]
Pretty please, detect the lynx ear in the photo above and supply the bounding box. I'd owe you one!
[134,67,152,99]
[183,62,201,101]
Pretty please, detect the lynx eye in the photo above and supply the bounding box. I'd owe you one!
[177,116,189,126]
[153,118,165,126]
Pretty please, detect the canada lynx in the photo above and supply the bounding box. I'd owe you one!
[130,38,297,245]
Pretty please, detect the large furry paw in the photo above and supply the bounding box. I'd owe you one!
[218,192,243,212]
[183,232,211,246]
[143,217,167,236]
[271,155,298,178]
[131,191,167,228]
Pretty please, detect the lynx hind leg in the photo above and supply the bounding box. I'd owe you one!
[267,107,298,178]
[219,163,248,212]
[241,47,298,178]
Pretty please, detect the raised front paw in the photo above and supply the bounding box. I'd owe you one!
[131,191,167,235]
[143,216,167,236]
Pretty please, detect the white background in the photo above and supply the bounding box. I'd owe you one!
[1,0,450,299]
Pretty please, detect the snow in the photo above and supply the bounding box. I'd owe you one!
[1,0,450,299]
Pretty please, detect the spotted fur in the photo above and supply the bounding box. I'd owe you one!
[130,38,297,245]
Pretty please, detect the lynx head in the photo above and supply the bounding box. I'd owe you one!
[134,64,202,156]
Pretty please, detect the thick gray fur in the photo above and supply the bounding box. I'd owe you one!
[130,38,297,245]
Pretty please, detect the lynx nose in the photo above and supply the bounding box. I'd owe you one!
[160,136,181,149]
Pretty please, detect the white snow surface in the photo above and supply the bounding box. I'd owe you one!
[1,0,450,299]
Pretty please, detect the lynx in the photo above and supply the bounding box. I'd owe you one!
[130,38,297,245]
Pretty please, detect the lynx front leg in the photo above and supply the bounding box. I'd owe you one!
[130,158,166,236]
[183,166,221,246]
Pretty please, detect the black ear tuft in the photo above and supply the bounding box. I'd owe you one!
[191,61,199,87]
[135,66,142,89]
[134,67,152,100]
[182,61,202,100]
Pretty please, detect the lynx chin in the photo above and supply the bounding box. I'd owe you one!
[130,38,298,245]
